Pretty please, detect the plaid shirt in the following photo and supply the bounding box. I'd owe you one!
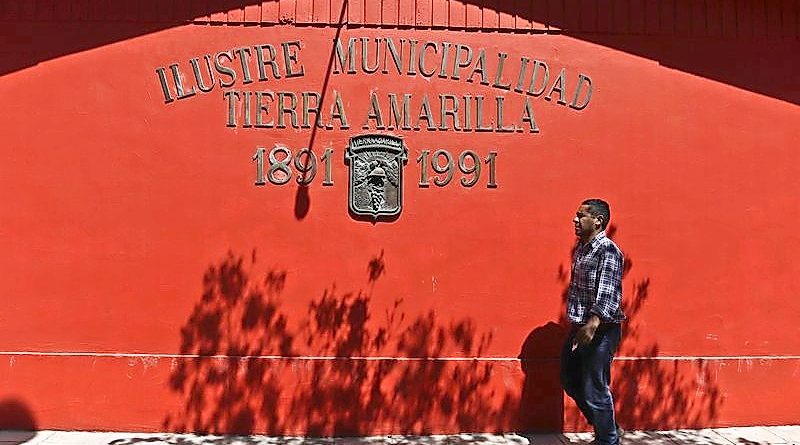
[567,231,626,324]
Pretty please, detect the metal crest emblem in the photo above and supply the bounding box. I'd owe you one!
[345,134,408,219]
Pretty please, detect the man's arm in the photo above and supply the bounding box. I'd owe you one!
[575,246,623,346]
[590,246,624,321]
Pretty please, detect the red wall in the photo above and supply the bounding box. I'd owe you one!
[1,0,799,435]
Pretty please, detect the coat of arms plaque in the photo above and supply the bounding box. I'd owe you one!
[345,134,408,219]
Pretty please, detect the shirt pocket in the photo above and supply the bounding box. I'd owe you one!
[579,256,600,291]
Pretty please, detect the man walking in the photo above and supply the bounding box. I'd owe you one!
[562,199,625,445]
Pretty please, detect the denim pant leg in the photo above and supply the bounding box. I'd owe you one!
[560,331,595,425]
[579,324,621,445]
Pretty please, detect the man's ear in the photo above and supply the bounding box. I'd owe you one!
[595,215,604,230]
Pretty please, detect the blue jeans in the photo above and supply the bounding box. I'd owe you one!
[560,323,621,445]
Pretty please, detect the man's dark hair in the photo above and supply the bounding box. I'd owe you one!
[582,198,611,230]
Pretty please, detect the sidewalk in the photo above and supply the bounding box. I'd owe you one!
[2,426,799,445]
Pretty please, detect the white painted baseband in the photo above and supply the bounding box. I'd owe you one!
[0,351,798,361]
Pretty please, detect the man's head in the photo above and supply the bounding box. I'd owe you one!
[573,198,611,240]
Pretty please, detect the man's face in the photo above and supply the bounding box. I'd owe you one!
[573,204,601,239]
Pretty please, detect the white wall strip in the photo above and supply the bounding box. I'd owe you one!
[0,351,798,361]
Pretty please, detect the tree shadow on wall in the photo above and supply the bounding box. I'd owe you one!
[126,249,516,437]
[519,224,722,433]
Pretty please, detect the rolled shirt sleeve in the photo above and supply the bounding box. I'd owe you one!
[589,245,624,322]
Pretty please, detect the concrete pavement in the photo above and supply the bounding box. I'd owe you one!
[2,425,799,445]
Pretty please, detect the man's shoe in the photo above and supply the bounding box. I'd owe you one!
[588,426,625,444]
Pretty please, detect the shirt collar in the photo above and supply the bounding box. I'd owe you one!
[580,230,606,248]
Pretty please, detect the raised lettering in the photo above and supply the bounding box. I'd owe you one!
[333,38,358,74]
[407,40,419,76]
[363,92,385,129]
[467,50,489,85]
[452,45,473,80]
[416,95,436,130]
[256,91,275,128]
[492,53,512,90]
[569,74,592,110]
[387,93,412,130]
[243,91,253,127]
[255,44,281,80]
[463,95,473,130]
[301,91,323,128]
[419,41,439,77]
[521,97,540,133]
[495,96,515,132]
[214,51,237,88]
[233,47,254,84]
[282,41,305,78]
[328,91,349,129]
[155,67,174,103]
[277,92,298,128]
[438,42,452,78]
[474,95,492,131]
[169,63,196,99]
[223,90,240,127]
[545,68,568,105]
[514,57,530,93]
[361,37,382,74]
[383,38,405,74]
[527,60,549,96]
[439,94,460,130]
[190,55,216,93]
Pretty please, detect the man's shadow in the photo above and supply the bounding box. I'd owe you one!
[517,321,568,432]
[0,398,38,444]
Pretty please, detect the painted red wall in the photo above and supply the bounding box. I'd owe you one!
[1,0,799,435]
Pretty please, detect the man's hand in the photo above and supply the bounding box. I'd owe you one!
[575,315,602,347]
